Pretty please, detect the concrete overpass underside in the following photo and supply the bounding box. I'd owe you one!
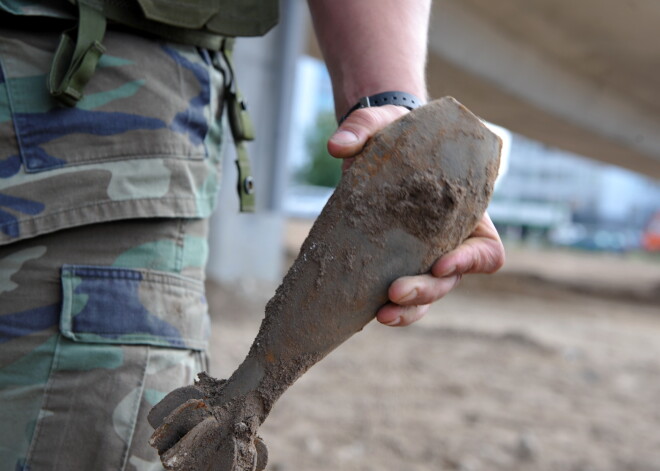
[427,0,660,179]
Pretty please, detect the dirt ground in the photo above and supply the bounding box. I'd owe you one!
[206,219,660,471]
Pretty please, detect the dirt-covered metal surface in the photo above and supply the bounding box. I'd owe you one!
[149,97,501,470]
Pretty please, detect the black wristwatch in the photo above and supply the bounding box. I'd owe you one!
[339,91,423,124]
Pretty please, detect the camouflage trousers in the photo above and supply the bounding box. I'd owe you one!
[0,217,212,471]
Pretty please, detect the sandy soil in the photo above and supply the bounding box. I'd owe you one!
[206,219,660,471]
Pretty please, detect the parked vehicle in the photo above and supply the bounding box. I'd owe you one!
[642,211,660,251]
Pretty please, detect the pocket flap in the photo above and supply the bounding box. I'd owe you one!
[60,265,209,350]
[136,0,216,29]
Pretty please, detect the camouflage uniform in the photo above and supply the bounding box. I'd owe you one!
[0,3,229,469]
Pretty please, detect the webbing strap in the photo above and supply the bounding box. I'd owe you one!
[234,142,255,212]
[48,1,107,106]
[221,38,256,213]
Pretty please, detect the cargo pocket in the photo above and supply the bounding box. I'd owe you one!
[1,30,226,245]
[25,265,210,471]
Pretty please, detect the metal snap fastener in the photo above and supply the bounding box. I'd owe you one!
[243,176,255,195]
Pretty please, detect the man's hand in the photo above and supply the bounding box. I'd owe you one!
[328,105,411,170]
[328,107,505,327]
[380,212,504,326]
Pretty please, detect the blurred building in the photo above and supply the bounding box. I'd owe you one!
[490,135,660,250]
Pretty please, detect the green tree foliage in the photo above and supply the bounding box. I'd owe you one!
[297,110,342,188]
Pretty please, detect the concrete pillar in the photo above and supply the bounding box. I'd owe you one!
[206,1,306,284]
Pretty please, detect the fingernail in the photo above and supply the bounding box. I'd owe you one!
[385,317,401,326]
[330,130,359,145]
[396,288,417,304]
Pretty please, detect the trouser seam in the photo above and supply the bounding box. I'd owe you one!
[174,218,185,273]
[119,345,149,471]
[24,334,64,469]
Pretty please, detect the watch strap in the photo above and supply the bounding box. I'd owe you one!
[339,91,423,124]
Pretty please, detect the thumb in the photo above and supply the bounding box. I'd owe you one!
[327,105,410,159]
